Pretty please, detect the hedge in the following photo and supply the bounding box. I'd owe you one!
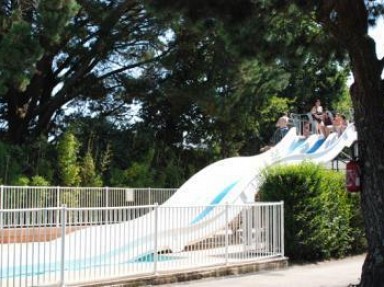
[259,162,366,261]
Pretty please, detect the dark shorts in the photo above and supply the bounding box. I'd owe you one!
[313,114,322,122]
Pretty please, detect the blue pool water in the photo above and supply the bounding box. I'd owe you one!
[133,252,180,262]
[0,252,181,279]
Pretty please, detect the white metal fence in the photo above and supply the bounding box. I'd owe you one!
[0,202,284,287]
[0,186,177,209]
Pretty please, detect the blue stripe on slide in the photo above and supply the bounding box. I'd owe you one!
[306,138,325,154]
[191,180,239,225]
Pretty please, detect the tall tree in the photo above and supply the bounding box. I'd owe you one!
[310,2,384,285]
[0,0,171,144]
[147,0,384,285]
[137,12,347,156]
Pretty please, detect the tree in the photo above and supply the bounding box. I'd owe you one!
[137,12,348,156]
[80,151,103,187]
[147,0,384,285]
[0,0,349,189]
[57,131,80,186]
[311,2,384,285]
[0,0,172,144]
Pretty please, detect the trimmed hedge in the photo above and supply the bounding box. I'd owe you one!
[259,162,366,261]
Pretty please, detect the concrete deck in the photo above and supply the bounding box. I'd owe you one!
[164,254,365,287]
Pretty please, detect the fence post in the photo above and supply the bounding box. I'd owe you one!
[280,201,284,257]
[105,187,109,223]
[0,185,3,208]
[0,207,2,232]
[153,202,158,275]
[59,204,67,287]
[105,186,109,207]
[56,186,60,227]
[0,185,3,228]
[148,187,151,205]
[56,186,60,208]
[225,202,229,266]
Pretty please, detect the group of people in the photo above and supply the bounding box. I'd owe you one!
[274,99,349,143]
[310,99,348,137]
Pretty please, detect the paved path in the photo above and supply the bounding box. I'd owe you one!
[163,254,365,287]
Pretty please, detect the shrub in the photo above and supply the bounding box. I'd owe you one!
[259,162,366,261]
[30,176,50,186]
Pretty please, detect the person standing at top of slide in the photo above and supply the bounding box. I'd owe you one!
[311,99,324,120]
[310,99,325,136]
[275,112,290,139]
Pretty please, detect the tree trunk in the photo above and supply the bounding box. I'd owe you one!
[5,55,58,145]
[351,78,384,287]
[349,25,384,287]
[318,1,384,286]
[6,88,31,145]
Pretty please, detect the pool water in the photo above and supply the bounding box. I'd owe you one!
[133,252,180,262]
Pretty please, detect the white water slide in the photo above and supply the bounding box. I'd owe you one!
[1,124,357,279]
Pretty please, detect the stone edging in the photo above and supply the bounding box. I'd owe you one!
[76,257,288,287]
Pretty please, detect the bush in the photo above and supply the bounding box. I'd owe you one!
[259,162,366,261]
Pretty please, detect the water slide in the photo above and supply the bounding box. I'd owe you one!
[1,124,357,279]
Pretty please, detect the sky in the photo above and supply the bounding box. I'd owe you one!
[347,17,384,85]
[369,17,384,59]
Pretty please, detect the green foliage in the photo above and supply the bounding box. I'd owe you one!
[37,0,80,45]
[256,95,294,147]
[210,60,294,154]
[347,193,367,254]
[13,175,50,186]
[0,141,22,184]
[29,137,55,183]
[0,138,55,185]
[259,162,366,261]
[30,176,50,186]
[0,10,43,94]
[99,143,113,174]
[331,88,353,119]
[123,162,155,187]
[13,176,30,186]
[119,149,156,187]
[59,189,80,208]
[80,151,103,187]
[108,168,127,187]
[148,0,350,152]
[8,176,49,208]
[154,151,185,187]
[0,0,171,144]
[57,131,81,186]
[0,0,353,189]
